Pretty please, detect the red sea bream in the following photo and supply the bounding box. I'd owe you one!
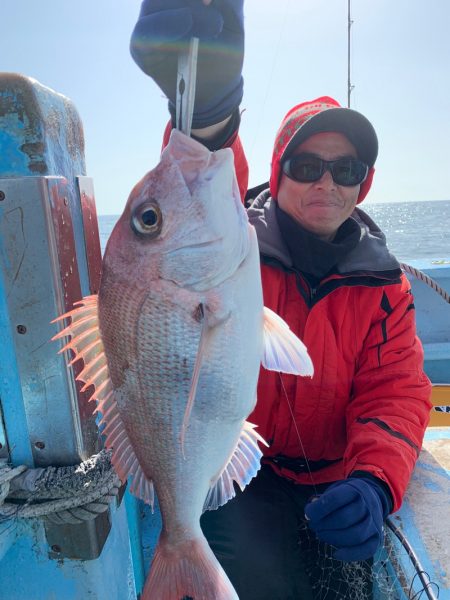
[53,130,313,599]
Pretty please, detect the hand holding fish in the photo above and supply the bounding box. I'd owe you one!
[130,0,244,128]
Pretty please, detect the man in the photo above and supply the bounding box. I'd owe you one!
[130,1,432,598]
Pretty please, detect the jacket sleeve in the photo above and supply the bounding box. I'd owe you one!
[162,119,249,203]
[344,274,432,512]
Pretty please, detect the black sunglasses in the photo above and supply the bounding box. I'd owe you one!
[282,153,369,187]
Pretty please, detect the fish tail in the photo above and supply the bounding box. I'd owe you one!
[142,535,238,600]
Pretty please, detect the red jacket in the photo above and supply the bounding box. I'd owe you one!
[239,150,431,514]
[253,255,431,512]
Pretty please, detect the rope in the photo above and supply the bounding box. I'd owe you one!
[0,464,27,504]
[0,449,121,524]
[400,262,450,304]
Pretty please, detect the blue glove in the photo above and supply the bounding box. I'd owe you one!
[304,477,391,562]
[130,0,244,128]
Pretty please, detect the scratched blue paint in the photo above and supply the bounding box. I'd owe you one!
[0,504,136,600]
[392,500,450,598]
[141,496,163,577]
[0,74,139,598]
[424,427,450,442]
[396,426,450,597]
[0,77,91,298]
[423,479,444,493]
[124,490,146,596]
[0,520,19,564]
[0,261,34,566]
[416,460,450,480]
[0,128,30,175]
[0,267,34,467]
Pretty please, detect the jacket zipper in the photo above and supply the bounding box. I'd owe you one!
[292,271,314,308]
[294,270,329,308]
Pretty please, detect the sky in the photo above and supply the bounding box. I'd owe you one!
[1,0,449,215]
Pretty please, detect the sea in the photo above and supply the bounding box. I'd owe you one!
[98,199,450,263]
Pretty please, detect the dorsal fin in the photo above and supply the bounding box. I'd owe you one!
[52,296,155,508]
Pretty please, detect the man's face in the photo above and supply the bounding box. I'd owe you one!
[277,132,361,241]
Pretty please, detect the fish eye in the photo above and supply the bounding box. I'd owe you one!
[131,201,163,237]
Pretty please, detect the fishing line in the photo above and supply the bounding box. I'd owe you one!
[278,372,318,494]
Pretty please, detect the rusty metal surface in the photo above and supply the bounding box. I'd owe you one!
[77,177,102,294]
[46,178,83,313]
[0,176,99,466]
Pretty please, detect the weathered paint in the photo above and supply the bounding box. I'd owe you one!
[0,503,136,600]
[391,427,450,597]
[0,73,91,297]
[0,73,85,178]
[0,73,138,597]
[140,497,163,578]
[0,176,93,467]
[0,247,34,467]
[124,490,147,595]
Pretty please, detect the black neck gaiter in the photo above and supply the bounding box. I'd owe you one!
[276,205,361,283]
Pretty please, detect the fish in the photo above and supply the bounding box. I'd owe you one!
[52,129,313,600]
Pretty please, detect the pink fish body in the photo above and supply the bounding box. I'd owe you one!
[54,130,313,599]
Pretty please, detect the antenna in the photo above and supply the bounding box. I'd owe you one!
[347,0,354,107]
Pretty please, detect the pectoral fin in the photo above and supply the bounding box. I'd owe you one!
[180,303,209,456]
[262,306,314,376]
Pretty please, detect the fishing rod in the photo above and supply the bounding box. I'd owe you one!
[347,0,354,107]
